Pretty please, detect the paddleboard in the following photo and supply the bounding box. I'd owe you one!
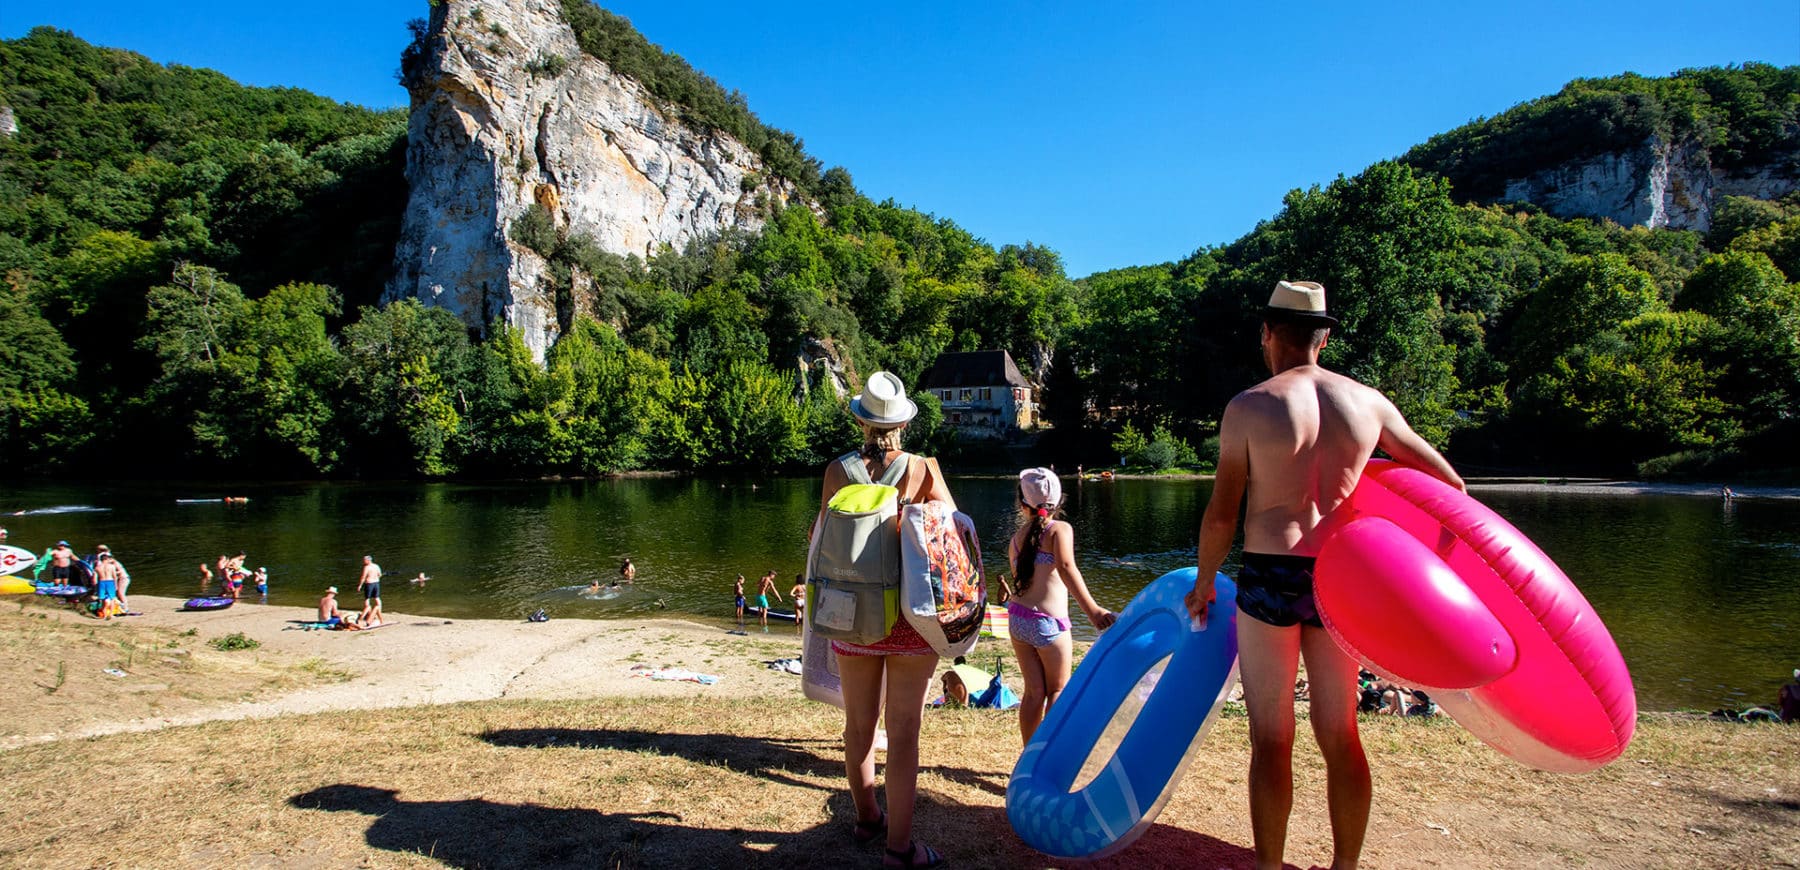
[0,544,38,576]
[35,585,86,597]
[0,575,36,594]
[182,597,236,611]
[747,606,797,622]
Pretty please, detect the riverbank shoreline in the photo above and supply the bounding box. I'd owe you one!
[2,593,808,749]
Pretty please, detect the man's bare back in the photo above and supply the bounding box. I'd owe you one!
[1229,364,1455,556]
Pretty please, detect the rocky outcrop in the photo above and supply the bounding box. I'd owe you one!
[797,338,855,399]
[1502,136,1798,233]
[386,0,800,360]
[0,105,17,138]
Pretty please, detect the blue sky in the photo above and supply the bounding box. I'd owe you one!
[3,1,1795,276]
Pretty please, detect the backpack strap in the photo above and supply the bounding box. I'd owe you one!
[875,452,911,487]
[836,451,872,485]
[837,451,912,488]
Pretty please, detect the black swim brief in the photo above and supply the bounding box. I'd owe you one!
[1235,552,1322,628]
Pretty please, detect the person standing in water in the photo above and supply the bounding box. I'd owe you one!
[733,574,747,628]
[1187,281,1464,870]
[755,570,784,631]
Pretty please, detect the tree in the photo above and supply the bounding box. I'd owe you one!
[220,282,347,472]
[1676,251,1800,423]
[340,299,472,476]
[1521,311,1730,461]
[1508,253,1664,376]
[652,361,806,470]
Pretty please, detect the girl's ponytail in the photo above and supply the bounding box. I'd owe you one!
[1011,502,1060,595]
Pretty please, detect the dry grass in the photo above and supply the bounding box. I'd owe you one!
[0,694,1794,869]
[0,596,351,747]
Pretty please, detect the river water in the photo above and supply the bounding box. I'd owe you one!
[3,475,1794,712]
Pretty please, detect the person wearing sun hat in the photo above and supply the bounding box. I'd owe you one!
[1185,279,1465,870]
[819,370,956,869]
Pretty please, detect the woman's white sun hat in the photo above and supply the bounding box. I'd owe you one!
[849,371,918,426]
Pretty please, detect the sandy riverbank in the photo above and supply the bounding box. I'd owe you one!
[3,593,808,748]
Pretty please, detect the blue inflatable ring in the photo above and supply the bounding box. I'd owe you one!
[1006,568,1239,859]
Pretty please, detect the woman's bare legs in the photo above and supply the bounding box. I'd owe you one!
[879,653,940,855]
[838,653,887,829]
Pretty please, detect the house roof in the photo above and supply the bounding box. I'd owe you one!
[918,350,1031,390]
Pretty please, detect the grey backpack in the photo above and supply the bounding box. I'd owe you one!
[804,452,910,645]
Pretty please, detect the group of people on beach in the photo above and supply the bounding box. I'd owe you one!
[816,281,1464,869]
[311,555,386,629]
[201,551,267,600]
[733,569,797,631]
[35,540,133,617]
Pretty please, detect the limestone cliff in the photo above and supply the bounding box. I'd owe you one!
[385,0,799,360]
[1501,136,1798,232]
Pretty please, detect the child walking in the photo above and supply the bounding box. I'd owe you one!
[1007,467,1115,744]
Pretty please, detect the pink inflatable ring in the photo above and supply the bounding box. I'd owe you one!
[1314,461,1636,772]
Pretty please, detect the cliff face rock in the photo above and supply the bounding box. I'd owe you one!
[386,0,798,360]
[1502,136,1798,232]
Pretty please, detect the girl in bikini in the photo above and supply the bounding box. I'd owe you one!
[1007,467,1116,745]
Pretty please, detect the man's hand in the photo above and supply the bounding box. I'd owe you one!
[1185,575,1217,624]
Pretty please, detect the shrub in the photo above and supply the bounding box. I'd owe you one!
[208,632,261,651]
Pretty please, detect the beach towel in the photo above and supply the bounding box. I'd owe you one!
[767,658,804,675]
[630,665,721,685]
[980,603,1011,640]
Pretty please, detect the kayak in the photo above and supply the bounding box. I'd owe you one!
[0,575,36,594]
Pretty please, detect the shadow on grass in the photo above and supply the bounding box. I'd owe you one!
[479,726,1009,796]
[292,783,824,868]
[293,784,1272,869]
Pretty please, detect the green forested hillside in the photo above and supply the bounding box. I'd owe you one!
[1402,63,1800,201]
[2,23,1796,480]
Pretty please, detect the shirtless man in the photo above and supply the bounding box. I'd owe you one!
[93,551,123,603]
[48,540,75,587]
[1187,281,1463,870]
[755,569,783,629]
[319,586,356,629]
[357,555,384,626]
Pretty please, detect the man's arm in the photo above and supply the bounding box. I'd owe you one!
[1188,398,1250,621]
[1373,394,1466,492]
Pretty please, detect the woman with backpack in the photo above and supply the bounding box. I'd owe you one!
[818,371,955,869]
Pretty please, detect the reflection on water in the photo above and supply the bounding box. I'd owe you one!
[2,476,1795,712]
